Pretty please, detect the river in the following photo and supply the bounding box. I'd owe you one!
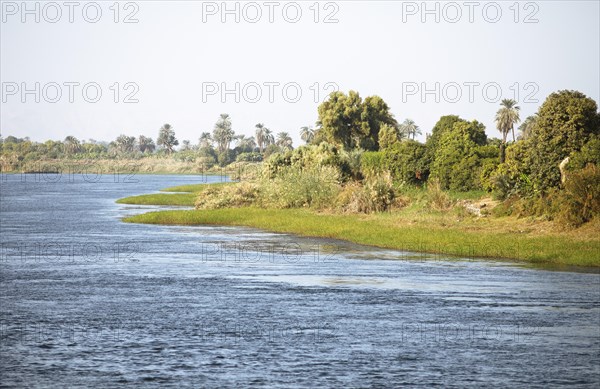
[1,173,598,387]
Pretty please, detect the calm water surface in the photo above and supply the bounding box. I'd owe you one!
[1,174,599,387]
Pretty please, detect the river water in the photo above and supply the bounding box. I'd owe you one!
[1,173,599,387]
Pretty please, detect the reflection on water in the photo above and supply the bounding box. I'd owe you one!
[1,174,599,387]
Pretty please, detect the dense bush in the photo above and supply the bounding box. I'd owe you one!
[429,120,497,191]
[236,152,263,162]
[195,182,261,209]
[557,164,600,226]
[261,165,341,209]
[335,173,396,213]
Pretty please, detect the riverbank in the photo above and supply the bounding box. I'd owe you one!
[119,183,600,267]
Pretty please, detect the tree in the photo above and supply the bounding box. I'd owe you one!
[276,132,293,150]
[525,90,599,191]
[300,126,315,144]
[199,132,213,148]
[157,124,179,154]
[255,123,271,152]
[181,140,191,151]
[430,120,493,190]
[138,135,155,153]
[114,134,136,154]
[63,136,80,155]
[212,114,234,154]
[495,99,521,162]
[317,91,397,151]
[399,119,422,140]
[518,115,538,140]
[234,135,256,153]
[378,123,400,150]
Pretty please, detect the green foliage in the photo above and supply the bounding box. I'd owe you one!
[557,164,600,226]
[378,123,400,150]
[569,137,600,170]
[527,90,599,191]
[336,173,396,213]
[430,120,495,191]
[360,151,385,178]
[382,140,429,185]
[317,91,397,150]
[261,165,341,209]
[236,152,263,162]
[157,124,178,154]
[195,182,261,209]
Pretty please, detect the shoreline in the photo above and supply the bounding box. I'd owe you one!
[117,184,600,268]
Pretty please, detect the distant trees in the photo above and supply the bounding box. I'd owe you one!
[63,136,81,155]
[255,123,275,153]
[518,115,537,140]
[198,132,213,148]
[114,134,136,154]
[399,119,421,140]
[157,124,178,154]
[300,126,315,144]
[138,135,155,153]
[276,132,293,151]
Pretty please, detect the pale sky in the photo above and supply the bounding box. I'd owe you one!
[1,0,599,146]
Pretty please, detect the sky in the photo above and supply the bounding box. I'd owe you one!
[1,0,599,147]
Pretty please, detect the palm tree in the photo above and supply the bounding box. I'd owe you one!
[518,114,537,140]
[495,99,521,162]
[255,123,267,152]
[198,132,212,148]
[212,114,234,153]
[234,135,256,152]
[157,124,179,154]
[115,134,136,154]
[399,119,421,140]
[276,132,293,150]
[264,128,274,148]
[138,135,155,153]
[63,136,80,155]
[300,126,315,144]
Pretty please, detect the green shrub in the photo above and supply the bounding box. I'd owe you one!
[360,151,385,178]
[557,164,600,226]
[336,173,396,213]
[236,152,263,162]
[261,165,341,209]
[195,182,261,209]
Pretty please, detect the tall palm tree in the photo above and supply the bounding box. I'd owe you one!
[264,128,274,148]
[213,114,234,153]
[157,124,179,154]
[276,132,293,150]
[255,123,267,152]
[518,114,537,140]
[399,119,421,140]
[495,99,521,162]
[300,126,315,144]
[198,132,212,148]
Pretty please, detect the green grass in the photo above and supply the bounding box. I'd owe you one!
[122,207,600,267]
[160,182,233,193]
[116,182,234,206]
[116,192,197,206]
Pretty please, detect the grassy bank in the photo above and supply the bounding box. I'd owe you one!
[116,182,233,206]
[120,194,600,267]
